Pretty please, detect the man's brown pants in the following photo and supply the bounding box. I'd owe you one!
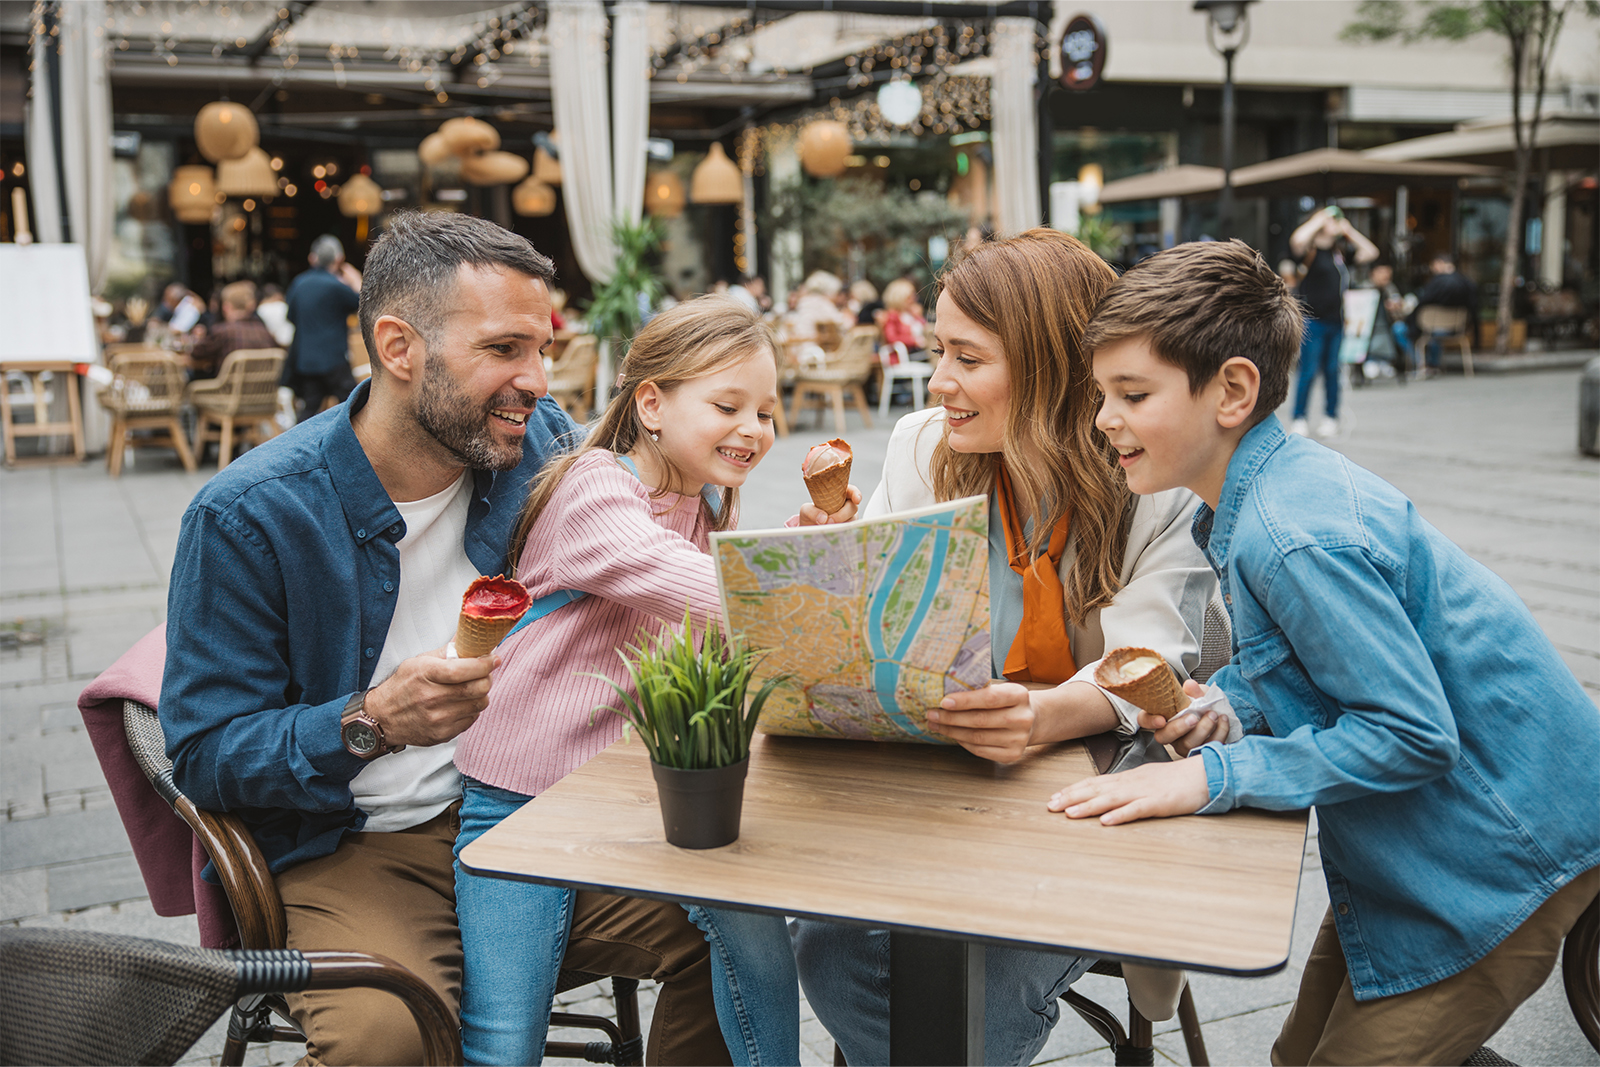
[1272,865,1600,1066]
[274,806,732,1065]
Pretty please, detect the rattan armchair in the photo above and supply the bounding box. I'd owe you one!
[98,351,197,477]
[790,327,879,434]
[547,334,600,420]
[186,348,284,469]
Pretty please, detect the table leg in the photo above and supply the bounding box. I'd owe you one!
[888,932,984,1066]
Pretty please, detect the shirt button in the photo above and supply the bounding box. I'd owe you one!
[356,528,367,539]
[1225,595,1232,605]
[389,524,400,535]
[364,647,375,659]
[383,581,395,593]
[1337,903,1349,916]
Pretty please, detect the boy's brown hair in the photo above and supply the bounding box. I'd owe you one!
[1084,239,1303,426]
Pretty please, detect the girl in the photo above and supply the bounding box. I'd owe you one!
[791,229,1232,1065]
[452,295,856,1066]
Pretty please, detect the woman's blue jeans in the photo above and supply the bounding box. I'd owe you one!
[1293,319,1344,419]
[791,918,1094,1066]
[684,906,800,1065]
[454,777,574,1066]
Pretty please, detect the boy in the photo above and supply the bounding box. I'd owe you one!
[1054,239,1600,1065]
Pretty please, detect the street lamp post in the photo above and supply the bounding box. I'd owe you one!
[1194,0,1254,238]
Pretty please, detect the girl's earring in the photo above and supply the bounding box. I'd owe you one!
[650,431,660,442]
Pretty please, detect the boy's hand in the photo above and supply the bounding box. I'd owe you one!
[797,485,862,526]
[1138,680,1234,756]
[1047,758,1210,825]
[926,682,1034,763]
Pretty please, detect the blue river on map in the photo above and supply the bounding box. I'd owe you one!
[865,515,952,739]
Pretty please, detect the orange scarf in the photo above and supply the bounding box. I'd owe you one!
[995,464,1076,685]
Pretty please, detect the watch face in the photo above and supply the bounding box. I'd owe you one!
[344,720,380,756]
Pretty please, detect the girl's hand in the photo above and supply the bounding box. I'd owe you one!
[1137,680,1234,756]
[926,682,1035,763]
[797,485,862,526]
[1047,758,1210,825]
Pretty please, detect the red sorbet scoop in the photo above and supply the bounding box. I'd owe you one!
[453,576,532,657]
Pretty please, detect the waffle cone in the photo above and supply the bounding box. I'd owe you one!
[804,459,852,514]
[453,612,520,658]
[1095,646,1192,720]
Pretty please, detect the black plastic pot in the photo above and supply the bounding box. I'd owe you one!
[650,757,750,849]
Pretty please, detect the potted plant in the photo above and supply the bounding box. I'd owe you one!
[595,611,785,849]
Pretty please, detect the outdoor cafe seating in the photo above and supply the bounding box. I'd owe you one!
[98,349,197,478]
[187,348,285,470]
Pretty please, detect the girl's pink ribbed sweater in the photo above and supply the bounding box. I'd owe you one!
[453,450,724,796]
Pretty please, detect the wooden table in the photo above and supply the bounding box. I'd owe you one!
[461,733,1308,1064]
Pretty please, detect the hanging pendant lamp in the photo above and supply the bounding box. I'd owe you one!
[194,102,259,163]
[690,143,742,205]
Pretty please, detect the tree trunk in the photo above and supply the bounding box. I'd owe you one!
[1495,152,1529,355]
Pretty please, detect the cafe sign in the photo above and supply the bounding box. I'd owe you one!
[1059,13,1108,91]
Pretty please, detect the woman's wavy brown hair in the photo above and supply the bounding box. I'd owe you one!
[928,227,1129,625]
[506,295,778,572]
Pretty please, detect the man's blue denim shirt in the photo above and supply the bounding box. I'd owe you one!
[1192,417,1599,1000]
[159,379,578,874]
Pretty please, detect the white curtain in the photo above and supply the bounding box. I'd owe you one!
[990,17,1041,235]
[548,0,649,285]
[28,0,113,295]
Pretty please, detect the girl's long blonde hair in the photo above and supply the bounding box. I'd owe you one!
[507,296,778,572]
[928,228,1129,626]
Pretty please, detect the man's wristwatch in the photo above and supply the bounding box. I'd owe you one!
[341,689,403,759]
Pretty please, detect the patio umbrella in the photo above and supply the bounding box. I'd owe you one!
[1362,115,1598,171]
[1098,164,1225,204]
[1227,148,1502,199]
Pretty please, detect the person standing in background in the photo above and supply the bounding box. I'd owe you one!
[286,235,362,421]
[1288,206,1378,438]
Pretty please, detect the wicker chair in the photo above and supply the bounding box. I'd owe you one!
[547,334,600,420]
[0,927,459,1067]
[117,699,643,1066]
[1415,305,1475,378]
[790,327,878,434]
[187,349,285,469]
[98,351,197,477]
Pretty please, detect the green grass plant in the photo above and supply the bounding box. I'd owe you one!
[593,609,786,770]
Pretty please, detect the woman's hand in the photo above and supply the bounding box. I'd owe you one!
[925,682,1035,763]
[1047,758,1210,825]
[1136,680,1234,757]
[797,485,862,526]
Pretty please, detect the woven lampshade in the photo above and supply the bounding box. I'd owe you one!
[800,121,851,179]
[644,171,686,217]
[169,165,216,223]
[690,143,742,205]
[533,139,561,185]
[216,147,278,198]
[418,132,454,166]
[338,173,383,217]
[512,176,557,217]
[439,117,500,155]
[461,151,529,187]
[194,101,258,163]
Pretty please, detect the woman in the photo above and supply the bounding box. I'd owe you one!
[791,229,1229,1066]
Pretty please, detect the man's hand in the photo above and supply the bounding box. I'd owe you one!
[1138,680,1233,756]
[797,485,863,526]
[925,682,1035,763]
[1047,758,1210,826]
[362,648,497,748]
[337,262,364,293]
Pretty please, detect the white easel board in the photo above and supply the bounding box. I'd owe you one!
[0,244,98,362]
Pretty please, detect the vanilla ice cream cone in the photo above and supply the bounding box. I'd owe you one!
[803,438,852,514]
[1095,646,1192,721]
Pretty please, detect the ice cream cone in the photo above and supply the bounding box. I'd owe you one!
[803,437,852,514]
[1095,646,1192,721]
[453,575,531,657]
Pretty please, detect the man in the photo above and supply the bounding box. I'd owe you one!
[187,280,277,379]
[1409,252,1479,377]
[1287,206,1378,438]
[286,234,363,420]
[160,212,730,1065]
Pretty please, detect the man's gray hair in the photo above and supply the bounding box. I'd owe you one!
[358,212,555,376]
[309,234,345,269]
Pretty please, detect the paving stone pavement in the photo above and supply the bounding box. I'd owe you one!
[2,364,1595,1065]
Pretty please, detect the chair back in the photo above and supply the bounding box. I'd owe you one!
[204,349,286,417]
[1417,305,1471,335]
[836,326,877,363]
[101,353,188,416]
[815,320,843,352]
[548,334,598,387]
[878,341,911,369]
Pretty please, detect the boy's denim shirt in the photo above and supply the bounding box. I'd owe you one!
[1191,416,1599,1000]
[159,379,578,875]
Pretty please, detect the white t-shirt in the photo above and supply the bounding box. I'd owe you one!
[350,471,481,832]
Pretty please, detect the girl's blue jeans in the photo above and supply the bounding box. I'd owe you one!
[1293,319,1344,419]
[455,777,800,1066]
[791,918,1095,1066]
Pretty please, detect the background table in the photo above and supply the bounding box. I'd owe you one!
[462,733,1308,1063]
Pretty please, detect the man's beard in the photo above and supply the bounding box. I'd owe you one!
[413,350,532,471]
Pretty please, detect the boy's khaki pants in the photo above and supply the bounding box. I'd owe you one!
[1272,865,1599,1066]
